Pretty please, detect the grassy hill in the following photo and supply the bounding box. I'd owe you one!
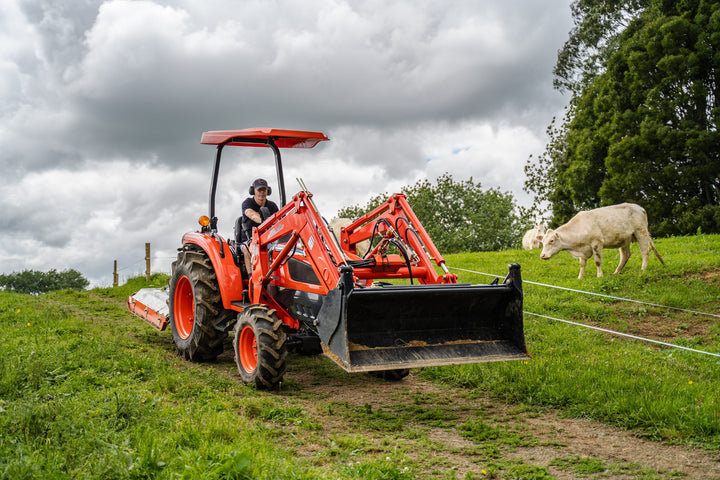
[1,234,718,479]
[437,234,720,446]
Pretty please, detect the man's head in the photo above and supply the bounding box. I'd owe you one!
[251,178,271,196]
[250,178,270,205]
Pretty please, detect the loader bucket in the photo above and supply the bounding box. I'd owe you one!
[316,264,528,372]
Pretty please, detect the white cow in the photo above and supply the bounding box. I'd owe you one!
[328,217,370,257]
[539,203,664,279]
[522,224,546,250]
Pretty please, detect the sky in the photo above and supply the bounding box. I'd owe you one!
[0,0,574,287]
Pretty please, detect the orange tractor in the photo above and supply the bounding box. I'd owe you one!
[127,128,528,388]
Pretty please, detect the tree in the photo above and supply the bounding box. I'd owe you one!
[0,269,89,295]
[528,0,720,234]
[338,173,526,253]
[524,113,573,223]
[554,0,649,94]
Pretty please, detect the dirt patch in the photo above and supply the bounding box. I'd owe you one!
[614,313,713,340]
[700,268,720,282]
[279,365,720,479]
[684,267,720,284]
[165,334,720,479]
[116,292,719,479]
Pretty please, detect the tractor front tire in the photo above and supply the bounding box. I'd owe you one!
[234,305,287,389]
[168,248,226,361]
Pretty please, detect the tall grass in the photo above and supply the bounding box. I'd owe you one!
[425,234,720,448]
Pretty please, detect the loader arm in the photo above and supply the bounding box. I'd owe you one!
[249,190,347,300]
[247,188,528,373]
[337,193,456,284]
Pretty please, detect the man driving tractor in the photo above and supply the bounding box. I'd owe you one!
[236,178,279,273]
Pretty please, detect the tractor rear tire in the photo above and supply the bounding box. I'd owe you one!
[168,248,227,361]
[234,305,287,389]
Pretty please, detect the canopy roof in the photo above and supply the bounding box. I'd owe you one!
[201,128,329,149]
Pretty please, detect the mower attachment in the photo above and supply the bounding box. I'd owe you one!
[316,264,528,372]
[127,288,169,331]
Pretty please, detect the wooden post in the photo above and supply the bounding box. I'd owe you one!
[145,243,151,281]
[113,260,119,287]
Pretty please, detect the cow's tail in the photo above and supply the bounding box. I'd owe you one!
[650,238,665,265]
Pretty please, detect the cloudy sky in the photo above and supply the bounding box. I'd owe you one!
[0,0,573,287]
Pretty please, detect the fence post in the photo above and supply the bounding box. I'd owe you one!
[113,260,119,287]
[145,243,151,281]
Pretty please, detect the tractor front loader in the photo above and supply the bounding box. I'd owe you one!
[127,128,528,389]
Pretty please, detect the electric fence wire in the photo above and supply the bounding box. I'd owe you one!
[116,257,175,273]
[116,258,146,272]
[525,310,720,358]
[449,266,720,359]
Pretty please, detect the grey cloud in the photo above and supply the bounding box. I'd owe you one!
[18,0,102,67]
[3,0,571,173]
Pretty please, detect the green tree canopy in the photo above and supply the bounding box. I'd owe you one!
[527,0,720,235]
[338,173,526,253]
[0,269,89,295]
[554,0,649,93]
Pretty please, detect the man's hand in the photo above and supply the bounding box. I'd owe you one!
[244,208,262,224]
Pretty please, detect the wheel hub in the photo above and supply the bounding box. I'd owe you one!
[174,275,194,339]
[238,325,258,372]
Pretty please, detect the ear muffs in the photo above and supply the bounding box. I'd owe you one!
[249,185,272,195]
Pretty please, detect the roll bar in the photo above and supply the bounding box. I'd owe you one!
[201,128,329,232]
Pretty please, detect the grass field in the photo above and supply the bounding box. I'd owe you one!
[435,234,720,448]
[1,234,718,479]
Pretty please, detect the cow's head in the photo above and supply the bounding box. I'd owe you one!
[539,229,561,259]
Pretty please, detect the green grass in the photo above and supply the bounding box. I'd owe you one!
[0,280,428,480]
[1,234,719,479]
[425,234,720,449]
[0,286,348,479]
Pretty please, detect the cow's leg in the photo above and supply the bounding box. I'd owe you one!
[615,245,631,274]
[578,257,587,279]
[636,231,651,270]
[592,244,604,277]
